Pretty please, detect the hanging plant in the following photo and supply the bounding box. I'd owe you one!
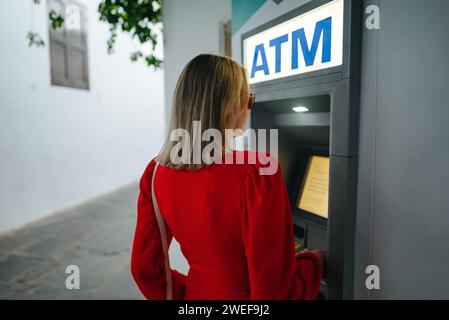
[27,0,163,69]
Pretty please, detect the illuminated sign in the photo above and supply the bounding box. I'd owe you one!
[243,0,344,84]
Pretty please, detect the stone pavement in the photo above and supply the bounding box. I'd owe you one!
[0,183,144,299]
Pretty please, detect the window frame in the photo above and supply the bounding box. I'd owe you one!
[48,0,90,90]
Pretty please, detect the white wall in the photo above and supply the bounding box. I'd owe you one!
[163,0,231,123]
[0,0,165,232]
[162,0,231,274]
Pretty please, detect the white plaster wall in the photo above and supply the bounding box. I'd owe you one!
[0,0,165,232]
[162,0,231,123]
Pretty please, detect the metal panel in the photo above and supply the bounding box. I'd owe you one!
[353,0,379,300]
[355,0,449,299]
[327,155,358,299]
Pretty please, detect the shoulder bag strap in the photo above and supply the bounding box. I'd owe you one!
[151,162,173,300]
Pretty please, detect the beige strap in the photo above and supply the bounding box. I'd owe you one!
[151,162,173,300]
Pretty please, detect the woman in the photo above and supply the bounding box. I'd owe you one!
[131,54,324,300]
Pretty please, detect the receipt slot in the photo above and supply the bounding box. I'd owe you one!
[242,0,362,299]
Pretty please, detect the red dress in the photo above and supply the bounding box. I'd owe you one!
[131,151,323,300]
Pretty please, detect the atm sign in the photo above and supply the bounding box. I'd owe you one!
[243,0,344,84]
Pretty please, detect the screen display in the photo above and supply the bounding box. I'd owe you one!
[297,156,330,219]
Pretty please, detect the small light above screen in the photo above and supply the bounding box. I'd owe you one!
[292,106,309,113]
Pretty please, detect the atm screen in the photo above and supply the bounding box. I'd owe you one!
[297,156,330,219]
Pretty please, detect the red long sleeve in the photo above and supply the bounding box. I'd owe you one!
[241,158,323,300]
[131,153,323,300]
[131,160,186,300]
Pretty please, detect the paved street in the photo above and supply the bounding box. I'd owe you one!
[0,183,144,299]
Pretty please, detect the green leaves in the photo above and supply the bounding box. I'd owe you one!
[144,54,162,69]
[49,10,65,29]
[27,32,45,47]
[107,25,118,54]
[27,2,63,48]
[98,0,163,69]
[130,50,143,62]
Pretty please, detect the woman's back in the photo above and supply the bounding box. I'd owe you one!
[156,152,251,299]
[131,150,324,300]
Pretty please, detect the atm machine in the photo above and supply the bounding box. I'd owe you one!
[241,0,362,299]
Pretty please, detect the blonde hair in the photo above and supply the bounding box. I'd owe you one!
[156,54,250,170]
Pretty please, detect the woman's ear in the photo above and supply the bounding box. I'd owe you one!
[234,105,249,131]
